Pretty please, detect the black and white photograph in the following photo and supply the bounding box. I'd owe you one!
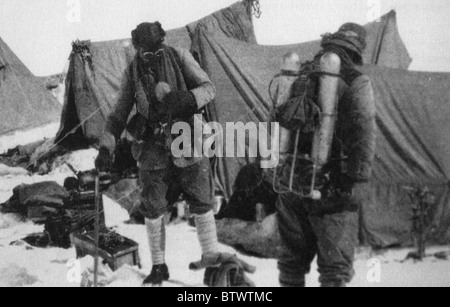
[0,0,449,290]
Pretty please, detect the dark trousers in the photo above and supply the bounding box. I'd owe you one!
[276,192,359,286]
[139,158,214,219]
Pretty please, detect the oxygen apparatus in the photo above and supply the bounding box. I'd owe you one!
[269,52,341,200]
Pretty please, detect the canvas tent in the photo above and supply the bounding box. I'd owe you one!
[56,2,409,146]
[359,66,450,247]
[56,1,450,247]
[0,37,61,135]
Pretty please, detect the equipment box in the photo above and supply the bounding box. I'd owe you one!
[73,231,141,271]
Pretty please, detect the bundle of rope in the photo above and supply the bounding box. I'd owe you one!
[244,0,261,18]
[72,40,95,74]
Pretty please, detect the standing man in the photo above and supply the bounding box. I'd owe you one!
[95,22,254,286]
[275,23,377,287]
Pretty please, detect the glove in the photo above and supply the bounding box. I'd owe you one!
[335,173,357,195]
[95,147,113,173]
[306,174,360,216]
[190,253,256,287]
[157,91,198,121]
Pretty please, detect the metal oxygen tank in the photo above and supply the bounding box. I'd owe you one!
[309,52,341,199]
[273,52,301,154]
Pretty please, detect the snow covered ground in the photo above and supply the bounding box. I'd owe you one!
[0,123,60,154]
[1,125,450,287]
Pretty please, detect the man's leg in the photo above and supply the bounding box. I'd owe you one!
[145,216,165,266]
[180,160,262,287]
[309,210,359,287]
[277,193,318,287]
[177,159,220,256]
[139,168,171,285]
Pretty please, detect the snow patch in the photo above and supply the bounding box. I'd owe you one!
[0,123,59,154]
[0,165,29,177]
[51,149,98,174]
[0,213,26,230]
[0,264,39,287]
[103,196,130,228]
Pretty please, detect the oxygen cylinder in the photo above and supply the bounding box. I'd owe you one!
[311,52,341,170]
[274,52,301,154]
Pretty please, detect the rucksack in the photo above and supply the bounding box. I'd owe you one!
[273,58,362,133]
[273,60,322,132]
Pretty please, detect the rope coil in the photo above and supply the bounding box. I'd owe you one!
[245,0,262,18]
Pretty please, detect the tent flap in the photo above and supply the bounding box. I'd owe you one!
[364,11,412,69]
[187,1,257,44]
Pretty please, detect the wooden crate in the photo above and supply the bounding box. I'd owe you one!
[73,231,141,271]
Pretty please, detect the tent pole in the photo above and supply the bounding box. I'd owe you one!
[94,175,100,288]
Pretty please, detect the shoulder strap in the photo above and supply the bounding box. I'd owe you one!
[340,65,363,86]
[166,46,184,69]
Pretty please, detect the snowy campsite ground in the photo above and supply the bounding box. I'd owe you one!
[1,125,450,287]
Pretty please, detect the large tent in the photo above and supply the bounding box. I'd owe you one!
[0,37,61,135]
[55,1,450,247]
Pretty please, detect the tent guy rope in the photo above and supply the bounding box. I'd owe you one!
[25,102,109,170]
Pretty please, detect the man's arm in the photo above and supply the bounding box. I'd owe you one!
[159,48,215,121]
[346,75,377,182]
[100,66,135,152]
[177,48,216,109]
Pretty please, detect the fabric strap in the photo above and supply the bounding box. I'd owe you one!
[145,216,166,266]
[132,45,188,122]
[195,211,221,256]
